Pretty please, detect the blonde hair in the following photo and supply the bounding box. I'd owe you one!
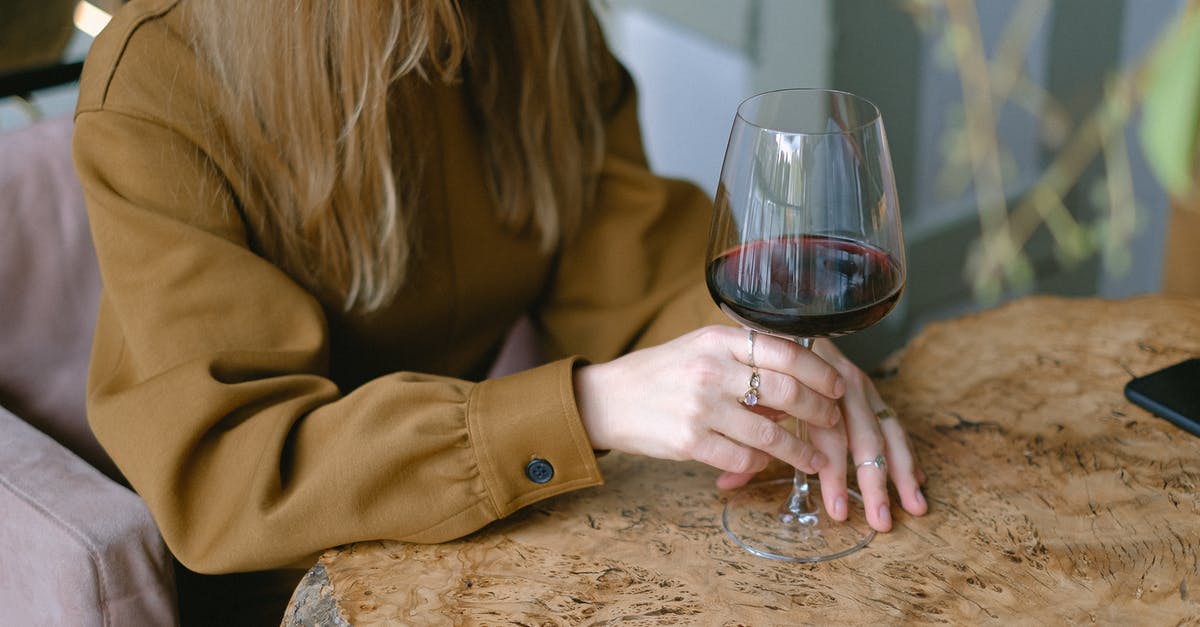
[187,0,613,311]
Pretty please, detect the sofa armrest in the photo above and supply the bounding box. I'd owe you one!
[0,405,178,626]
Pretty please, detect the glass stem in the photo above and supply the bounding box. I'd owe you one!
[784,337,820,526]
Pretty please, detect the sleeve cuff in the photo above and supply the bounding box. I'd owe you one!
[466,357,604,517]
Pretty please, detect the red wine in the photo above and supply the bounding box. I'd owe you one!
[706,235,904,338]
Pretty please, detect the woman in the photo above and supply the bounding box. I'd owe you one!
[75,0,927,619]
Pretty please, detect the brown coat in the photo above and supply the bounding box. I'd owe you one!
[75,0,722,574]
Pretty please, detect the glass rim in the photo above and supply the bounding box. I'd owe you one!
[734,87,883,136]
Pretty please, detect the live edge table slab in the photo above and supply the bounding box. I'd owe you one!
[283,295,1200,625]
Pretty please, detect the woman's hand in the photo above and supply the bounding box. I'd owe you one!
[574,327,927,532]
[718,338,927,530]
[575,325,844,479]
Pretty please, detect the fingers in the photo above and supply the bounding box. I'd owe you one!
[743,366,843,428]
[809,421,849,520]
[730,329,845,400]
[676,329,928,525]
[813,337,929,528]
[711,409,829,475]
[880,416,928,516]
[863,383,928,516]
[715,470,757,490]
[690,432,771,477]
[841,369,893,531]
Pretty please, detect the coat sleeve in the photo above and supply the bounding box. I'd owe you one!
[74,105,601,574]
[535,69,732,363]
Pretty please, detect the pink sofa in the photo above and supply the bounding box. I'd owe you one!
[0,115,178,626]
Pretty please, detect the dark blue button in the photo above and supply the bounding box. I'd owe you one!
[525,458,554,484]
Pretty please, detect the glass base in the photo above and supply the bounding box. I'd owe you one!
[722,478,875,563]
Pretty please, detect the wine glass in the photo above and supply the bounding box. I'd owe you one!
[705,88,906,562]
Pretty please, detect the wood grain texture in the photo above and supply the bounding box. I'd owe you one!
[286,295,1200,624]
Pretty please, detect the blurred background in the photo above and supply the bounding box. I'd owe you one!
[0,0,112,124]
[2,0,1193,368]
[598,0,1191,367]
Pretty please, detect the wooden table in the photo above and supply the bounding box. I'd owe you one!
[283,295,1200,624]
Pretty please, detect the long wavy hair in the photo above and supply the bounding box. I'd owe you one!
[186,0,613,311]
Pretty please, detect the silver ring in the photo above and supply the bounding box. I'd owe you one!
[739,368,761,407]
[856,454,887,472]
[747,329,757,368]
[875,407,898,422]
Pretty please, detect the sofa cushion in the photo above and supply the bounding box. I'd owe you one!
[0,404,177,626]
[0,114,114,478]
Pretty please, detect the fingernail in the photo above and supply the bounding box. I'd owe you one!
[915,487,926,508]
[833,375,846,398]
[810,451,828,471]
[878,504,892,527]
[834,495,847,519]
